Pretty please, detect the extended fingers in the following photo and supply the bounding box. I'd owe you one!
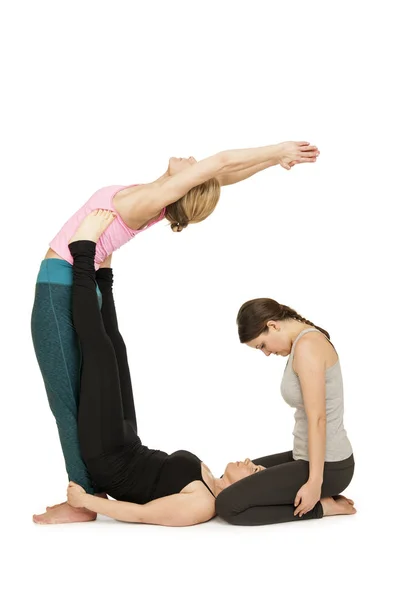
[300,147,319,156]
[290,146,320,166]
[299,157,318,163]
[298,143,318,151]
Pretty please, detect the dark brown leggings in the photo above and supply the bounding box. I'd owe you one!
[216,450,354,526]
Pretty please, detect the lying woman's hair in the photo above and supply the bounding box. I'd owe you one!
[237,298,330,343]
[164,178,221,232]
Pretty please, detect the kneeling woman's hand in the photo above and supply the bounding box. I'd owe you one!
[67,481,87,508]
[294,481,322,517]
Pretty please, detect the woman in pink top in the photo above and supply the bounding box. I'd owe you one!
[32,140,320,524]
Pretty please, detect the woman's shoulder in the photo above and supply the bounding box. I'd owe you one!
[180,481,216,521]
[294,330,338,370]
[182,479,215,501]
[113,183,165,228]
[295,330,327,351]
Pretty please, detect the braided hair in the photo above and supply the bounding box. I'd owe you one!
[237,298,330,343]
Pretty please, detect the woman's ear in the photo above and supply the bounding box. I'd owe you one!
[267,320,278,330]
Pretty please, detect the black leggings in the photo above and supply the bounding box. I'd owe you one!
[216,450,355,526]
[69,241,138,461]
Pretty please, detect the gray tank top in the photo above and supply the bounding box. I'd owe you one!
[280,328,353,462]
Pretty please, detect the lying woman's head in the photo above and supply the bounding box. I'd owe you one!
[165,156,221,232]
[236,298,330,357]
[222,458,266,485]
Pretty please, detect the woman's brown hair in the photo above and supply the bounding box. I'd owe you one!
[237,298,330,343]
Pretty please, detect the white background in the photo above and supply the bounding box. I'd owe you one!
[2,0,399,598]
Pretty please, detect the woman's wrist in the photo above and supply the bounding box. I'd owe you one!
[256,144,282,167]
[268,143,284,164]
[81,494,93,509]
[274,142,287,162]
[308,475,323,487]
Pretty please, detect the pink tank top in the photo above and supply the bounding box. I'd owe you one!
[50,185,166,269]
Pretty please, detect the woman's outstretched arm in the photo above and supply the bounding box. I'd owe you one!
[217,141,319,186]
[67,482,214,526]
[130,141,319,214]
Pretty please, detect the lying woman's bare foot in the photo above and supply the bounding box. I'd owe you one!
[320,495,357,517]
[46,492,107,512]
[69,209,116,245]
[33,503,96,525]
[46,501,66,511]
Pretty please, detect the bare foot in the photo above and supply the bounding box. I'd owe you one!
[69,209,116,245]
[46,501,66,511]
[320,495,357,517]
[333,494,355,506]
[46,492,107,512]
[33,503,96,525]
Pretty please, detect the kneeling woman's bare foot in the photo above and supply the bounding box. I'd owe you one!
[321,495,357,517]
[69,209,116,245]
[33,503,96,525]
[333,494,355,506]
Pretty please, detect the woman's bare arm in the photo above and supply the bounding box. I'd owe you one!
[152,144,278,206]
[217,141,319,185]
[68,482,214,526]
[128,141,318,215]
[216,159,277,186]
[295,336,327,485]
[85,492,213,526]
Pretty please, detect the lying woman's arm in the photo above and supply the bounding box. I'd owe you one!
[133,141,319,214]
[68,482,214,526]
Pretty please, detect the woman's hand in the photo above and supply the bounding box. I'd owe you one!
[294,480,322,517]
[277,141,320,170]
[67,482,87,508]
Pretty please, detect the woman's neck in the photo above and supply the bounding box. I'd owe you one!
[211,476,228,498]
[286,320,314,345]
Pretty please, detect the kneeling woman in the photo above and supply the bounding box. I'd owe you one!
[216,299,357,526]
[65,210,261,526]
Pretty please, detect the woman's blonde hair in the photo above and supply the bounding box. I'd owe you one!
[164,178,221,232]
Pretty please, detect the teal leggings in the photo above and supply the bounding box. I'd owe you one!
[31,258,102,493]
